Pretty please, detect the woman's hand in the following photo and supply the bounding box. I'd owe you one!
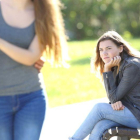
[104,56,121,72]
[111,101,125,111]
[34,57,46,72]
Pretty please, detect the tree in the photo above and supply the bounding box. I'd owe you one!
[61,0,140,40]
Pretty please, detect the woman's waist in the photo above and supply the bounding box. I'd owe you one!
[0,67,43,93]
[0,73,43,95]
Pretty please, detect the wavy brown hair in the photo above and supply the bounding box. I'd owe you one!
[33,0,68,65]
[92,31,140,77]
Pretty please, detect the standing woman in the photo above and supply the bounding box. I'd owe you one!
[0,0,67,140]
[69,31,140,140]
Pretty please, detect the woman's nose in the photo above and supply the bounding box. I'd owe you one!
[102,51,108,56]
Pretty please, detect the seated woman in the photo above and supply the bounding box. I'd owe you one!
[69,31,140,140]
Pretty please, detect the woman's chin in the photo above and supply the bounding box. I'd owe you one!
[104,60,111,64]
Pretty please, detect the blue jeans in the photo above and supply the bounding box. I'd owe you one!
[0,89,47,140]
[69,103,140,140]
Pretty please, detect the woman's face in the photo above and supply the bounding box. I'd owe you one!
[99,40,123,64]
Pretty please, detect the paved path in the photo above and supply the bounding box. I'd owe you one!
[40,98,117,140]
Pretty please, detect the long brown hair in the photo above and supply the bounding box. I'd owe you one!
[33,0,68,65]
[92,31,140,77]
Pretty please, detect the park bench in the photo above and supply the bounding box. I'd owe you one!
[102,126,140,140]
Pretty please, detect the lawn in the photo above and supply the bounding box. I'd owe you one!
[41,38,140,108]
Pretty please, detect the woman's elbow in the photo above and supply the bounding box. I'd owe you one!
[109,95,118,103]
[20,53,41,66]
[22,58,37,66]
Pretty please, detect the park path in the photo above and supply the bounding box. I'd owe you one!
[40,97,117,140]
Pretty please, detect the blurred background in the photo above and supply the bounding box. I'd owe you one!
[42,0,140,108]
[62,0,140,40]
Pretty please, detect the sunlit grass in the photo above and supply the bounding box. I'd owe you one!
[42,38,140,108]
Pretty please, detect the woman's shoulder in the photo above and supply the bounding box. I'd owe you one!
[124,56,140,69]
[126,56,140,63]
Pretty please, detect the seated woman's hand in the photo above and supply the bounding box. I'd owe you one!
[34,57,46,72]
[111,101,125,111]
[104,56,121,72]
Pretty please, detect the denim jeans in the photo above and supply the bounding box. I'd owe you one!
[0,89,47,140]
[69,103,140,140]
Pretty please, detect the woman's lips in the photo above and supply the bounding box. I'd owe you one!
[104,57,109,59]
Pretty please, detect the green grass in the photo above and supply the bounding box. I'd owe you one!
[42,38,140,108]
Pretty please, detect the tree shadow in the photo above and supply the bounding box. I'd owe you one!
[70,57,91,65]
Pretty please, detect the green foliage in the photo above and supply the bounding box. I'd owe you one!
[61,0,140,40]
[42,38,140,108]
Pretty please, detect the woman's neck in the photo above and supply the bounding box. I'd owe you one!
[1,0,33,11]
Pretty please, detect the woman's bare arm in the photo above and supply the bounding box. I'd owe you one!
[0,35,43,66]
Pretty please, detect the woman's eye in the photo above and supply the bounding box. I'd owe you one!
[107,48,111,50]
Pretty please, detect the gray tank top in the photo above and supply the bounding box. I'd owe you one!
[0,3,43,96]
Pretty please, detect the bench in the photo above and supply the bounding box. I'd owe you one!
[102,126,140,140]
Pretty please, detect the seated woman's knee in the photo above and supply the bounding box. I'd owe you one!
[93,103,107,111]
